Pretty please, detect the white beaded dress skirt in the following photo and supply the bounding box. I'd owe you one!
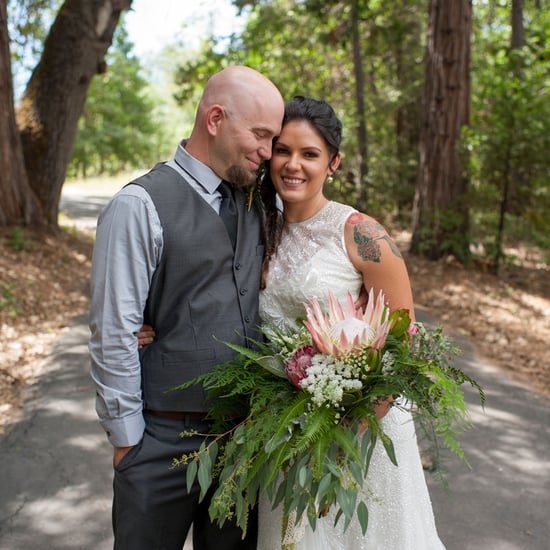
[257,202,445,549]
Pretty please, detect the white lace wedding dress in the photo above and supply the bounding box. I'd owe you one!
[257,201,445,549]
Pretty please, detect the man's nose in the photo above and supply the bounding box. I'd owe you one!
[259,142,272,160]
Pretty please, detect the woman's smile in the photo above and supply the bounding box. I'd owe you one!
[281,176,306,186]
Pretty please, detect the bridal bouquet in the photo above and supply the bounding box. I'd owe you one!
[171,289,484,539]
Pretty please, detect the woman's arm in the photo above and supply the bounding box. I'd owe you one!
[344,212,415,320]
[344,212,414,422]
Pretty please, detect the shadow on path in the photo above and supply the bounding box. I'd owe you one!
[1,184,549,549]
[0,314,548,549]
[0,318,113,549]
[426,337,550,550]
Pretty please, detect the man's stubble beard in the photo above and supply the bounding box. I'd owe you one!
[226,165,257,188]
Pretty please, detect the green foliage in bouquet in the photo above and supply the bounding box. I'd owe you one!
[170,291,485,539]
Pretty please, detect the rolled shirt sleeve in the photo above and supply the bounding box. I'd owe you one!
[89,185,163,447]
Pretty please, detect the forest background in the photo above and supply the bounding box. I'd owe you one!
[0,0,549,432]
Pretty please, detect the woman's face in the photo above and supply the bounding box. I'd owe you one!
[269,119,339,215]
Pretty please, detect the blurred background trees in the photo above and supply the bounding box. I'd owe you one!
[2,0,549,272]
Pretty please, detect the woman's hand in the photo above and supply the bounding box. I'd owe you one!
[373,396,393,420]
[135,324,155,349]
[355,397,394,432]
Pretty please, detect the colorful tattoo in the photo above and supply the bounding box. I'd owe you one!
[354,225,382,262]
[352,221,403,262]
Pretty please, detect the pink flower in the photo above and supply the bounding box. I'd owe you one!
[407,323,419,336]
[303,289,392,358]
[286,345,315,388]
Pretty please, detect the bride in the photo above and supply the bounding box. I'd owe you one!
[256,96,445,549]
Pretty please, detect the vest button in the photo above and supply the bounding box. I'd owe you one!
[244,316,250,323]
[235,262,241,270]
[240,288,248,295]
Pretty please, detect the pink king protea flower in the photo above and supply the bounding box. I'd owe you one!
[286,345,315,388]
[303,289,392,357]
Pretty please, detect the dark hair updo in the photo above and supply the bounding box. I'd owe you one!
[261,96,343,275]
[282,95,342,160]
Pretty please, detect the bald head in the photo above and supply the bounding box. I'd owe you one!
[200,66,282,113]
[186,66,284,185]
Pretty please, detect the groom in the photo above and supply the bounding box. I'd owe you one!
[89,66,284,549]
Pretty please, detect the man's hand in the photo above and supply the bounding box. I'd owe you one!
[135,325,155,349]
[113,445,135,468]
[354,285,369,313]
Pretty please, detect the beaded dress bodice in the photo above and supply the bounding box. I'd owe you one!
[259,201,361,330]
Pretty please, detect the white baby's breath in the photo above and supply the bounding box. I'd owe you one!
[381,351,396,374]
[300,354,363,408]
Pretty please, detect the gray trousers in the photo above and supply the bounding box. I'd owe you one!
[113,413,258,550]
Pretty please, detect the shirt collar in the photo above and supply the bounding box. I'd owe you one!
[174,140,221,194]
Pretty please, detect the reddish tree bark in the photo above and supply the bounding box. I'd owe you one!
[410,0,472,261]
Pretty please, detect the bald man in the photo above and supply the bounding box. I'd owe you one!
[89,66,284,550]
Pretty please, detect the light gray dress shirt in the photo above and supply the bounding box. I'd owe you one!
[89,142,225,447]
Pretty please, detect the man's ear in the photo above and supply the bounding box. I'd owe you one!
[205,104,224,136]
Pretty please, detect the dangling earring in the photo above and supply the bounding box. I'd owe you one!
[326,175,334,184]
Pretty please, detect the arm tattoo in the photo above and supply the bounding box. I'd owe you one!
[353,221,403,263]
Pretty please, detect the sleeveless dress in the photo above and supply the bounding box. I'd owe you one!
[257,201,445,550]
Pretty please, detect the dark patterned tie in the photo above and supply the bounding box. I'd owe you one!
[218,181,238,249]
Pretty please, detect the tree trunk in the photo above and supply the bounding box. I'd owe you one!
[511,0,525,49]
[14,0,130,228]
[394,0,423,223]
[410,0,472,261]
[351,0,369,209]
[492,0,525,274]
[0,0,44,227]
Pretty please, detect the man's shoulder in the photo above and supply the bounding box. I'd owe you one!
[130,162,174,186]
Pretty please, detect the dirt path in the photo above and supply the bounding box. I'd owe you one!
[1,176,549,438]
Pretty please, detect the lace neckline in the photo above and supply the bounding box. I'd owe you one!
[285,201,333,227]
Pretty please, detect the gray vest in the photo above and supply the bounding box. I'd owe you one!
[133,163,264,411]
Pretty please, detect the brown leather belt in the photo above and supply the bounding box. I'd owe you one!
[143,409,209,421]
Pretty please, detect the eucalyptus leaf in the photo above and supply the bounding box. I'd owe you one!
[381,433,398,466]
[296,491,310,522]
[316,473,333,503]
[197,453,212,500]
[348,459,364,487]
[307,508,318,532]
[298,465,308,488]
[265,425,293,453]
[208,440,219,464]
[235,493,245,527]
[185,459,198,493]
[273,478,287,508]
[357,500,369,535]
[255,354,288,378]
